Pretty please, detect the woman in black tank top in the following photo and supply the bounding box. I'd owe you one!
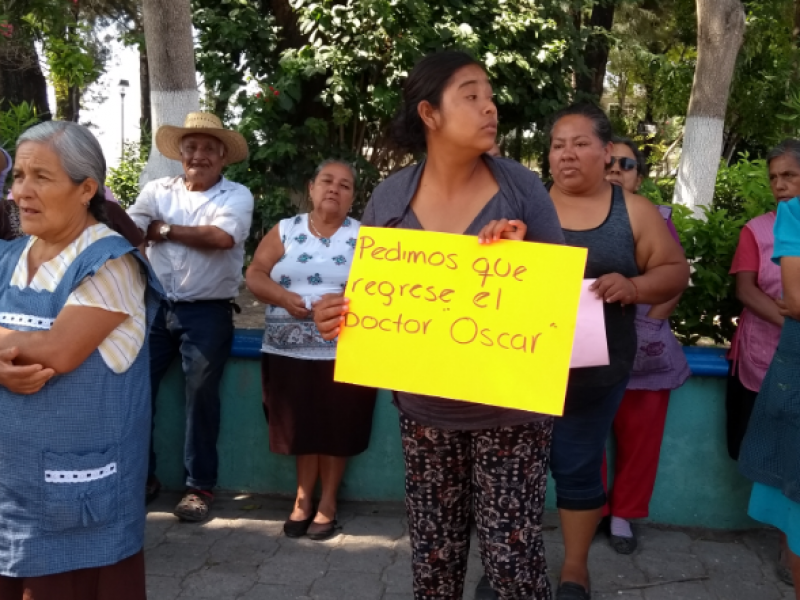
[545,105,689,600]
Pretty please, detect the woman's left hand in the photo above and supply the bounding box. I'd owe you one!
[0,347,55,394]
[777,298,791,317]
[591,273,637,305]
[477,219,527,244]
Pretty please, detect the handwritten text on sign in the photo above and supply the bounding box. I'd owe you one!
[334,227,588,416]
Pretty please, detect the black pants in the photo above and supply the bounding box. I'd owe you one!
[726,365,759,461]
[399,415,553,600]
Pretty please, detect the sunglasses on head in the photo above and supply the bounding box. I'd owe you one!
[608,156,638,172]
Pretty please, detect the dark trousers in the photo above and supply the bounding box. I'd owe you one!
[725,366,759,461]
[551,378,629,510]
[147,301,234,490]
[399,415,553,600]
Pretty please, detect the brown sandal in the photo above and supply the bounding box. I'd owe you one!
[173,490,213,522]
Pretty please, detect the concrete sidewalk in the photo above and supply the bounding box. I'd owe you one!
[144,493,793,600]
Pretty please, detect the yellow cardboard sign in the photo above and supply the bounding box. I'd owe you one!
[334,227,588,416]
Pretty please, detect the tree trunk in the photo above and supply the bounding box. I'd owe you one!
[795,0,800,41]
[722,130,739,165]
[140,0,199,185]
[575,0,617,99]
[55,82,81,122]
[0,40,50,119]
[139,42,152,151]
[793,0,800,83]
[673,0,745,218]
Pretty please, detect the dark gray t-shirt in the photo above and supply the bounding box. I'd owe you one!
[360,155,565,430]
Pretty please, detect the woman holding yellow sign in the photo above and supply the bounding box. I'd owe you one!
[316,51,565,600]
[546,104,689,600]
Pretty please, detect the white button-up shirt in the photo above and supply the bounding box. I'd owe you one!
[127,175,254,301]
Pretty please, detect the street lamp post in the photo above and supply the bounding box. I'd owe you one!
[119,79,130,161]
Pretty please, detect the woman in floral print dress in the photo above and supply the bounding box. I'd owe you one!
[246,159,376,541]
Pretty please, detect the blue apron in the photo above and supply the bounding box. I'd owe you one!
[0,234,163,577]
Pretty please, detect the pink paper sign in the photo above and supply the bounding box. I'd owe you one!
[570,279,610,368]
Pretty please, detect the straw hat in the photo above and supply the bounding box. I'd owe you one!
[155,112,249,164]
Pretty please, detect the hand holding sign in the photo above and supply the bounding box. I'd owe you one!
[313,294,348,339]
[477,219,527,243]
[334,227,588,416]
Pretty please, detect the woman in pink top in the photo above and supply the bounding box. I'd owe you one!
[727,138,800,584]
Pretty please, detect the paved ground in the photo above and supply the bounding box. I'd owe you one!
[145,493,793,600]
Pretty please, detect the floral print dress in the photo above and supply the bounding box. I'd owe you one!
[261,213,359,360]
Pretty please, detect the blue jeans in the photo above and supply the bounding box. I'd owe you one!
[147,300,234,490]
[550,377,629,510]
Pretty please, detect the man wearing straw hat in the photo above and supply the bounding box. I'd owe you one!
[128,112,253,522]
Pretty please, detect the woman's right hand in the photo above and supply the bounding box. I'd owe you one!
[282,291,311,319]
[0,347,55,394]
[313,294,349,341]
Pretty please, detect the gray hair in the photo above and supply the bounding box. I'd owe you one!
[312,159,357,186]
[17,121,107,223]
[767,139,800,169]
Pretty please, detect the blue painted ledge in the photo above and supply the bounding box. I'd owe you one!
[153,329,746,528]
[231,329,263,359]
[231,329,731,377]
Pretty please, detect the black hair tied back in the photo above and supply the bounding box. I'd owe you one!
[390,50,482,154]
[88,190,108,225]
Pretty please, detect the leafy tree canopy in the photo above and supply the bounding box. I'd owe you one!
[193,0,594,231]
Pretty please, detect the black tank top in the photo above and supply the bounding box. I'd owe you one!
[562,184,639,388]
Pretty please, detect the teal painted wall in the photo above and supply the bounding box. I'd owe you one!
[153,358,755,529]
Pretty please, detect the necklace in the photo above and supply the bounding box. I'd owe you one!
[308,215,326,238]
[308,215,338,246]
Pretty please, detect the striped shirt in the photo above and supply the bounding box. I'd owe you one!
[10,224,146,373]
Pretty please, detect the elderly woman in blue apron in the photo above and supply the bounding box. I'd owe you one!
[739,193,800,596]
[0,121,161,600]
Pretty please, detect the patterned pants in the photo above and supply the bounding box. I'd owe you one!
[399,415,554,600]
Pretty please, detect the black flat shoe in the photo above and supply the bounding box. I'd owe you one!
[556,581,591,600]
[283,515,314,538]
[610,531,637,555]
[145,476,161,506]
[474,575,498,600]
[307,517,341,541]
[595,516,610,538]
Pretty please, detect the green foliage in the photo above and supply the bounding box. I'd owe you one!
[3,0,138,120]
[107,141,146,209]
[670,204,748,346]
[193,0,587,235]
[0,101,38,156]
[43,24,103,90]
[777,89,800,139]
[711,154,774,219]
[725,0,799,153]
[639,156,775,346]
[0,100,38,191]
[608,0,800,161]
